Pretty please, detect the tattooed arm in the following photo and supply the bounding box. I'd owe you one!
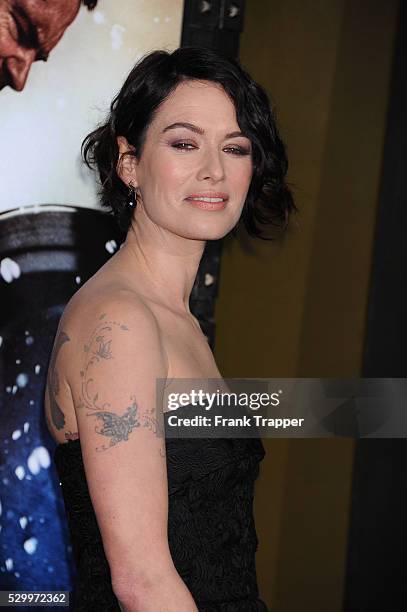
[68,297,198,612]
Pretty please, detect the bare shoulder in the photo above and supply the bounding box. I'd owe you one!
[45,283,168,445]
[63,284,168,377]
[65,283,160,327]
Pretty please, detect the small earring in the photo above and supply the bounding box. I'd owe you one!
[127,181,137,209]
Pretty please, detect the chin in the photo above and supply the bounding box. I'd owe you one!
[186,226,234,241]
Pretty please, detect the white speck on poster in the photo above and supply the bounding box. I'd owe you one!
[0,258,21,283]
[16,373,28,388]
[19,516,28,529]
[111,24,126,51]
[23,538,38,555]
[93,11,106,25]
[27,446,51,475]
[15,466,25,480]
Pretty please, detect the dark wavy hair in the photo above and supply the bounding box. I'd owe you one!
[82,47,296,239]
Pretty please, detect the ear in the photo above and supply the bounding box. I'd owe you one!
[116,136,138,187]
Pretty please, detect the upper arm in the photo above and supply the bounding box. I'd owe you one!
[66,297,171,587]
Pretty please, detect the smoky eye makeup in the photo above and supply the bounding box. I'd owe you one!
[229,136,253,155]
[224,144,252,156]
[168,138,252,156]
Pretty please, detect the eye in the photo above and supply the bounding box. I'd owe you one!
[171,141,196,150]
[223,146,251,156]
[171,141,250,155]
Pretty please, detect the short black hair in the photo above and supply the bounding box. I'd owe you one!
[82,0,98,9]
[82,47,296,239]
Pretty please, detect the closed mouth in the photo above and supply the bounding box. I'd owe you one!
[186,197,226,202]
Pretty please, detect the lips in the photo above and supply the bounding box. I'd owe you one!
[186,200,226,211]
[185,192,229,202]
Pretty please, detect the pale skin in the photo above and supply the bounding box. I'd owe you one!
[44,80,253,611]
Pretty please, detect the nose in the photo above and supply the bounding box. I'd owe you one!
[197,148,226,183]
[5,50,36,91]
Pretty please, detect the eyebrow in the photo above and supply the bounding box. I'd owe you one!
[14,5,49,61]
[162,122,248,140]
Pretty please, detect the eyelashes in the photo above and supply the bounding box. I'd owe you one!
[170,141,251,156]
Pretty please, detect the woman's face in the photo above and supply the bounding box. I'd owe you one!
[119,79,253,241]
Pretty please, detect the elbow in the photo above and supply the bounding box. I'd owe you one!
[111,570,152,605]
[111,559,177,607]
[111,580,142,611]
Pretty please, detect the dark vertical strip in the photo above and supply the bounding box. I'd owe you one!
[362,0,407,377]
[345,3,404,610]
[181,1,246,348]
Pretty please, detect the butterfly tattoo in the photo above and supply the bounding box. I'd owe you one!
[88,400,140,451]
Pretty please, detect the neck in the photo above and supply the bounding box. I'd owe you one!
[114,208,206,315]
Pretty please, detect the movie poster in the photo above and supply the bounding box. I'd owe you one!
[0,0,183,598]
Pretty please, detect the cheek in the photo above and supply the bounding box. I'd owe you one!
[152,157,192,192]
[231,161,253,193]
[140,162,181,202]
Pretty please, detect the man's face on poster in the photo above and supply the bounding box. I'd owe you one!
[0,0,81,92]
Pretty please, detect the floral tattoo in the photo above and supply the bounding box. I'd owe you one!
[79,312,164,453]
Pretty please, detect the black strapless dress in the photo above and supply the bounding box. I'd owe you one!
[54,405,268,612]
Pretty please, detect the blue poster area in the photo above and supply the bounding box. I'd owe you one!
[0,205,125,610]
[1,312,74,588]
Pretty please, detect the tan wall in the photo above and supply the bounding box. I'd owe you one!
[214,1,399,610]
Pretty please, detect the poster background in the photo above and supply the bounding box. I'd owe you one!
[0,0,183,600]
[0,0,183,213]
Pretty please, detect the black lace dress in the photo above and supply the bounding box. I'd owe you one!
[54,405,268,611]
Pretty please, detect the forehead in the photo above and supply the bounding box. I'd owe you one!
[13,0,80,52]
[154,80,239,128]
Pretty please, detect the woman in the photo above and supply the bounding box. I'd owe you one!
[46,47,295,611]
